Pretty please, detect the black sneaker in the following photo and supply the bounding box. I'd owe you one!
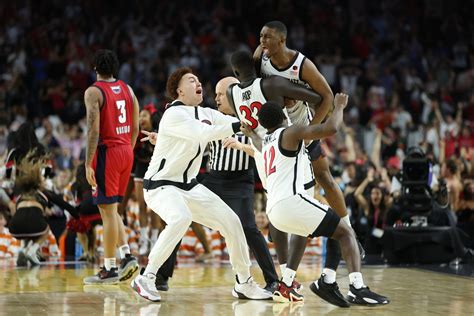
[357,239,366,260]
[264,281,279,294]
[155,273,169,291]
[119,254,139,281]
[347,284,389,305]
[83,267,119,284]
[310,274,350,308]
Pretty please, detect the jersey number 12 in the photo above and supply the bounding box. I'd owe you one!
[264,146,276,176]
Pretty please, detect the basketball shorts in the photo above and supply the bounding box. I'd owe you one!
[92,144,134,205]
[267,193,340,238]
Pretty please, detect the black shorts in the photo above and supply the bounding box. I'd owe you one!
[306,140,324,161]
[133,161,149,181]
[9,207,49,239]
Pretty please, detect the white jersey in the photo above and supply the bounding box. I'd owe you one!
[260,51,313,126]
[144,101,238,184]
[263,127,307,210]
[230,78,269,140]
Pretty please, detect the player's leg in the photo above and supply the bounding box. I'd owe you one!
[190,222,212,260]
[155,241,181,291]
[188,184,271,300]
[226,194,279,290]
[132,186,192,301]
[134,178,150,255]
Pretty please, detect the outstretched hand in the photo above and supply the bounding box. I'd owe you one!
[334,93,349,109]
[140,130,158,145]
[240,123,254,138]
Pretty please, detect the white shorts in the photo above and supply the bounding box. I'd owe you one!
[267,193,340,238]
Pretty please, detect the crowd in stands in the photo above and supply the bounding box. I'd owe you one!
[0,0,472,262]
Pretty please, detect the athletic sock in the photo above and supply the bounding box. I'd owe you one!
[322,268,336,284]
[150,229,159,243]
[104,257,117,271]
[140,227,148,241]
[282,268,296,287]
[119,244,131,259]
[349,272,365,289]
[237,272,251,283]
[342,215,352,227]
[280,263,287,275]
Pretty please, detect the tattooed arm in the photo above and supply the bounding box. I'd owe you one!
[84,86,102,188]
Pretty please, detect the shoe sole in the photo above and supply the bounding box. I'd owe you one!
[232,288,272,300]
[309,282,350,308]
[272,291,304,303]
[120,263,139,282]
[131,279,161,302]
[347,292,390,306]
[83,278,120,285]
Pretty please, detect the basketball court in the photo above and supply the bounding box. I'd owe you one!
[1,258,472,315]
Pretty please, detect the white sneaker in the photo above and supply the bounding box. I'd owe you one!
[131,274,161,302]
[233,276,272,300]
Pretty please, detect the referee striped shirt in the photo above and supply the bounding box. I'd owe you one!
[209,132,252,171]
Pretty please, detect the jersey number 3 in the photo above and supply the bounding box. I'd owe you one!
[264,146,276,176]
[239,102,262,129]
[116,100,126,123]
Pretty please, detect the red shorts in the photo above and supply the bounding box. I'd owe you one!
[92,144,134,205]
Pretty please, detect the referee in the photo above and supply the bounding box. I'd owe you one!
[201,77,279,292]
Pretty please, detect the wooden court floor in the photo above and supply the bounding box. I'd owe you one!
[0,259,472,316]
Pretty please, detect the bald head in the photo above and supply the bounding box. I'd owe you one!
[215,76,239,115]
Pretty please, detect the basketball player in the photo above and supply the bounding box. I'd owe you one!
[255,95,389,306]
[83,50,139,284]
[255,21,364,289]
[228,50,322,297]
[131,67,271,302]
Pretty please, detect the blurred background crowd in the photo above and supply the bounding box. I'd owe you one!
[0,0,472,262]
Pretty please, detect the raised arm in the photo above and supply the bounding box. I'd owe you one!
[300,58,334,124]
[263,76,322,106]
[283,93,348,144]
[354,171,372,216]
[128,85,140,149]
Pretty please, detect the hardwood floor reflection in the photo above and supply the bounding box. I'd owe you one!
[0,260,473,315]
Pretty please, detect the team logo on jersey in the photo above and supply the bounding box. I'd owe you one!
[290,65,299,76]
[262,54,269,61]
[111,86,121,94]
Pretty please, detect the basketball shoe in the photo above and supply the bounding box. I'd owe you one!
[232,276,273,300]
[83,267,120,285]
[119,254,139,281]
[131,271,161,302]
[272,281,304,303]
[310,274,350,307]
[347,285,389,305]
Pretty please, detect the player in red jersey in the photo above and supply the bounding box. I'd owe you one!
[83,50,139,284]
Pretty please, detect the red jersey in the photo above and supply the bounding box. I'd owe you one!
[93,80,134,147]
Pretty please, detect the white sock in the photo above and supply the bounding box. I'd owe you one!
[140,227,149,240]
[280,263,287,275]
[104,257,116,271]
[322,268,337,284]
[282,268,296,287]
[342,215,352,227]
[349,272,365,289]
[237,272,251,283]
[150,229,159,242]
[119,244,131,259]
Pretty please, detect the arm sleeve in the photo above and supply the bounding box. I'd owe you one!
[43,190,79,218]
[161,107,236,143]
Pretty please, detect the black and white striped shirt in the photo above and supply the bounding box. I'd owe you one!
[209,133,252,171]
